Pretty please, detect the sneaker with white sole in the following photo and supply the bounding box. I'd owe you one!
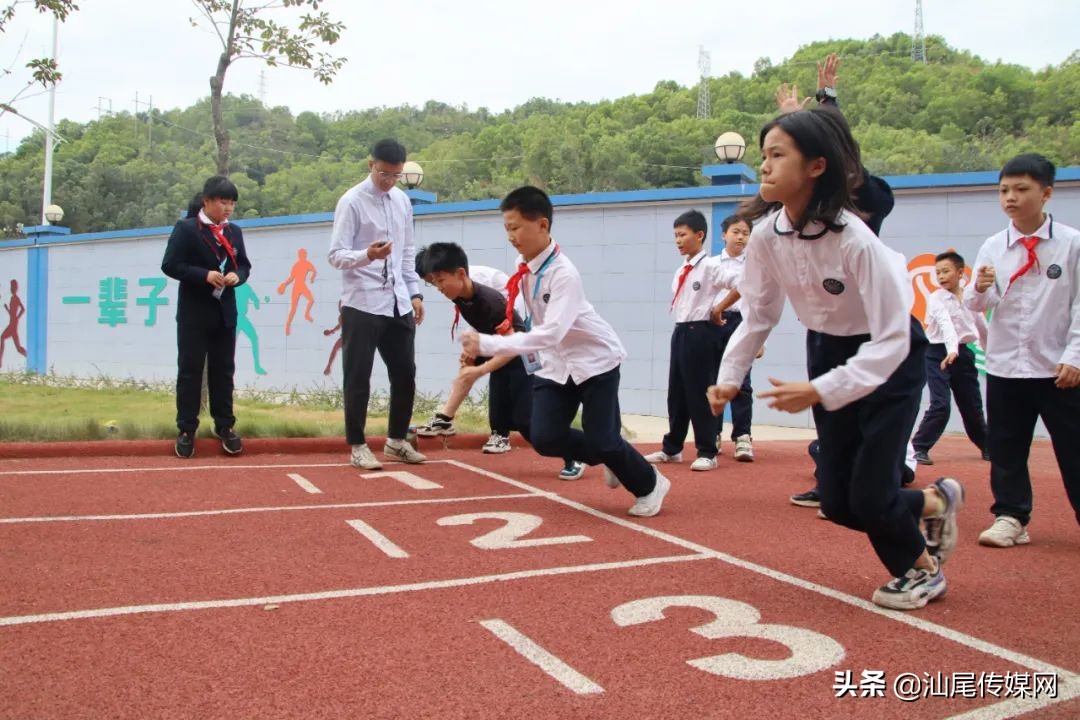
[734,434,754,462]
[978,516,1030,548]
[644,450,682,464]
[558,461,585,481]
[790,488,821,507]
[384,441,427,464]
[923,477,965,564]
[415,415,456,437]
[871,561,947,610]
[690,457,717,471]
[628,471,671,517]
[482,433,512,454]
[350,443,382,470]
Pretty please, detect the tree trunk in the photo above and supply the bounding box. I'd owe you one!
[209,52,231,175]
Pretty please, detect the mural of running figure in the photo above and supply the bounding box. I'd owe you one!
[278,248,317,335]
[0,279,27,368]
[323,300,343,376]
[235,283,268,375]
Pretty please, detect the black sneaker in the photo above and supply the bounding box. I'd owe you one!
[914,450,934,465]
[213,427,243,455]
[790,488,821,507]
[175,431,195,459]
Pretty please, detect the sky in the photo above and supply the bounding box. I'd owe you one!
[2,0,1079,151]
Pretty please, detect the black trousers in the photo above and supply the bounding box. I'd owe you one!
[532,366,657,497]
[911,343,987,454]
[341,306,416,445]
[716,311,754,441]
[810,317,929,578]
[488,358,533,438]
[176,319,236,433]
[986,375,1080,525]
[662,321,723,458]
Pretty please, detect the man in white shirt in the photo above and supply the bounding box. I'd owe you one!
[461,186,670,517]
[327,139,427,470]
[911,251,989,465]
[964,153,1080,547]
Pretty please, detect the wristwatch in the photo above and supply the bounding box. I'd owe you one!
[410,293,424,302]
[815,86,837,103]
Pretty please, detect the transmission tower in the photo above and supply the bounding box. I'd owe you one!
[696,46,711,119]
[911,0,927,64]
[258,70,268,106]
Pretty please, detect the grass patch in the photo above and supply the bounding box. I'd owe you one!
[0,371,490,442]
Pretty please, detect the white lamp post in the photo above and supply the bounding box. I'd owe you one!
[400,161,424,189]
[714,131,746,164]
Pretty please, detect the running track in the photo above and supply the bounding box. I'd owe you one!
[1,437,1077,719]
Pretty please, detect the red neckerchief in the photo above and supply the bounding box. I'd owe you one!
[197,217,238,270]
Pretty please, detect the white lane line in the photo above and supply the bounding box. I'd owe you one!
[0,553,707,627]
[947,682,1080,720]
[0,462,351,476]
[0,493,538,524]
[479,619,604,695]
[287,473,322,494]
[345,519,409,558]
[361,471,442,490]
[444,460,1080,689]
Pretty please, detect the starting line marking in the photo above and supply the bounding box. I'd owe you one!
[346,519,409,558]
[0,493,539,524]
[479,619,605,695]
[287,473,322,494]
[0,553,707,627]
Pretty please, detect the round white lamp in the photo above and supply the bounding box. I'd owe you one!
[400,161,424,189]
[714,132,746,164]
[44,204,64,224]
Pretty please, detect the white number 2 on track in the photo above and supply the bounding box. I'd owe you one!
[347,512,592,557]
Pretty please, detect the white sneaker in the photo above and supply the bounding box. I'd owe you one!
[384,440,427,464]
[603,466,621,489]
[350,444,382,470]
[978,516,1030,548]
[923,477,965,563]
[628,471,671,517]
[871,561,947,610]
[690,457,717,471]
[482,433,512,454]
[734,435,754,462]
[643,450,682,464]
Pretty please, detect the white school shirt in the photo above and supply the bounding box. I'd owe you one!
[963,215,1080,378]
[468,264,526,316]
[711,248,747,314]
[718,209,913,411]
[670,250,727,322]
[327,176,421,317]
[924,287,987,355]
[476,241,627,384]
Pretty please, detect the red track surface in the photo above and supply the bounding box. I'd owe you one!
[1,437,1077,719]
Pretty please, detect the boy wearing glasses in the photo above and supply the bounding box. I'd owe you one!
[328,138,427,470]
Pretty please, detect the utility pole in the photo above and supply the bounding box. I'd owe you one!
[41,16,58,225]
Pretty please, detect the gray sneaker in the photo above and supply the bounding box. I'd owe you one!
[384,441,427,464]
[872,562,947,610]
[924,477,965,563]
[350,443,382,470]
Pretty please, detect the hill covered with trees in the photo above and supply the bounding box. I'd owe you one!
[2,33,1077,236]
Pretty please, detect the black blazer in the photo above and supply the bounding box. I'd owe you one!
[161,217,252,328]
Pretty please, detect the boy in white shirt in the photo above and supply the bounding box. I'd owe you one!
[964,153,1080,546]
[643,210,729,471]
[461,186,670,516]
[911,251,989,465]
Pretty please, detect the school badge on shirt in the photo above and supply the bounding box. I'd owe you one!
[822,278,845,295]
[1047,264,1062,279]
[692,281,701,291]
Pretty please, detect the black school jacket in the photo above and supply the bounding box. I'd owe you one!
[161,217,252,328]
